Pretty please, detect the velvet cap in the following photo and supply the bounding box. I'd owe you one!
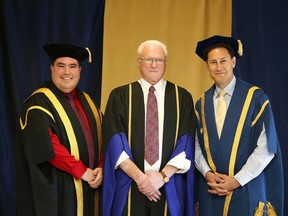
[43,43,92,63]
[195,35,243,61]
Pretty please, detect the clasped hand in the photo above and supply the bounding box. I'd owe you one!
[205,172,240,196]
[81,167,103,189]
[137,171,164,202]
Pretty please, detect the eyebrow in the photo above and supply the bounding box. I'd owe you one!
[56,62,79,66]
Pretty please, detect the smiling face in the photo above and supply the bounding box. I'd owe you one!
[51,57,81,93]
[137,44,166,85]
[206,47,236,89]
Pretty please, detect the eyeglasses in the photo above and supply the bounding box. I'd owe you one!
[138,58,166,66]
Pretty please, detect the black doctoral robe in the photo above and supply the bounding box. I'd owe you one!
[102,81,196,216]
[15,81,102,216]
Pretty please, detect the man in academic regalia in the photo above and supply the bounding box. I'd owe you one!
[102,40,196,216]
[194,35,284,216]
[15,43,103,216]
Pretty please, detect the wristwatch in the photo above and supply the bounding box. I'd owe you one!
[160,170,169,183]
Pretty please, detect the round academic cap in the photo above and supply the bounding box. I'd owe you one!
[43,43,92,63]
[195,35,243,61]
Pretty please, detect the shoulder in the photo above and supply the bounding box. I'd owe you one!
[236,78,267,98]
[166,81,192,97]
[235,78,270,111]
[109,82,140,96]
[23,82,51,104]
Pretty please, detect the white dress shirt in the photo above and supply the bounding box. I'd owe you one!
[194,76,274,186]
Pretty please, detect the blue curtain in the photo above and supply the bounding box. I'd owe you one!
[0,0,105,215]
[232,1,288,215]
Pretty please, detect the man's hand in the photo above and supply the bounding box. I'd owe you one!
[206,172,240,196]
[137,172,162,202]
[137,171,164,201]
[88,167,103,189]
[119,159,161,202]
[81,168,95,182]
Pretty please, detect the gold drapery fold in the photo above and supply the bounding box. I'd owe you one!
[101,0,232,110]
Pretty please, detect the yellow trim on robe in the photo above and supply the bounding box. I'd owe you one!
[200,87,259,216]
[20,106,55,129]
[83,92,103,157]
[173,84,179,149]
[82,92,103,216]
[251,100,269,127]
[194,109,200,126]
[223,86,259,216]
[31,88,84,216]
[128,84,132,216]
[200,93,216,172]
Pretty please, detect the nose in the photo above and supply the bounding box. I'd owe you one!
[216,62,222,71]
[150,59,158,68]
[63,66,70,73]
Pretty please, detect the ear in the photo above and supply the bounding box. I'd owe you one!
[232,56,236,68]
[205,61,209,70]
[136,58,141,67]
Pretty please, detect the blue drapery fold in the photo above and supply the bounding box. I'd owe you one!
[232,1,288,215]
[0,0,105,215]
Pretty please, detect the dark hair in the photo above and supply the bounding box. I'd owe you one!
[203,43,235,61]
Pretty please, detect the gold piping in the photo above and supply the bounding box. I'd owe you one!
[223,86,259,216]
[20,106,55,129]
[251,100,269,127]
[164,201,168,216]
[173,84,180,149]
[195,109,200,125]
[128,84,132,147]
[200,93,216,172]
[128,84,132,216]
[83,92,103,216]
[199,87,259,216]
[83,92,102,157]
[163,84,180,215]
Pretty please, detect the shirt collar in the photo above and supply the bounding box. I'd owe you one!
[139,78,166,93]
[64,89,77,99]
[215,76,236,98]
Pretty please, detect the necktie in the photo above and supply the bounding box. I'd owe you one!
[216,90,227,137]
[145,86,159,166]
[67,93,95,168]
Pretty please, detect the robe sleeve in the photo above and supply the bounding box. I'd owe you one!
[165,134,195,216]
[103,132,133,216]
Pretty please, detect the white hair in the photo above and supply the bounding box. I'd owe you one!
[137,40,168,58]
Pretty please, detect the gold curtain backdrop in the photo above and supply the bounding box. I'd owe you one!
[101,0,231,111]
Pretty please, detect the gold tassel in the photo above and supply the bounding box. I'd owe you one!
[237,40,243,56]
[266,202,277,216]
[195,201,199,216]
[254,202,264,216]
[85,47,92,63]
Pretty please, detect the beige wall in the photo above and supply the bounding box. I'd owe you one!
[101,0,232,111]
